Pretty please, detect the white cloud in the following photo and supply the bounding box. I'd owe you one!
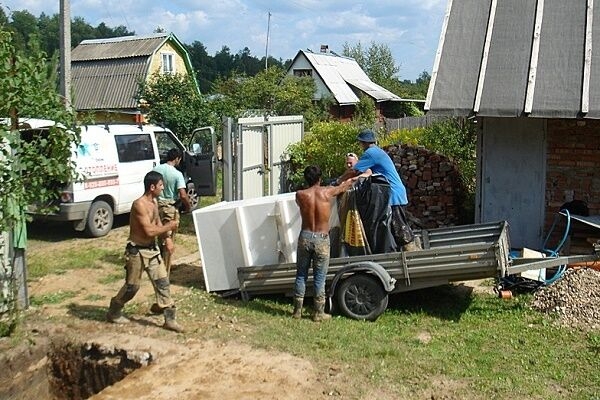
[0,0,447,80]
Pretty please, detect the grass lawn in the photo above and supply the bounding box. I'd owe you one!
[17,194,600,399]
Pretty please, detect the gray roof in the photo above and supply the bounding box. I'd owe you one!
[72,58,148,110]
[290,50,404,105]
[71,33,170,61]
[425,0,600,119]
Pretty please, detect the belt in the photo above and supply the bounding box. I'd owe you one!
[300,230,329,239]
[127,242,158,251]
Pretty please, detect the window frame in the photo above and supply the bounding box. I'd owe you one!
[161,52,176,74]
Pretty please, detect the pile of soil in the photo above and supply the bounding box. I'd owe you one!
[530,267,600,330]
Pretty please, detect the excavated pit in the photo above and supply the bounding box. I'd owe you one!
[0,338,152,400]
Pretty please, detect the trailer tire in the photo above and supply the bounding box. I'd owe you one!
[336,274,388,321]
[85,200,113,237]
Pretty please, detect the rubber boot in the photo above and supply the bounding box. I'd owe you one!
[163,307,184,333]
[312,296,332,322]
[106,299,130,324]
[292,297,303,319]
[149,303,163,315]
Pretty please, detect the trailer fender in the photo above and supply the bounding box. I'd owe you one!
[328,261,396,297]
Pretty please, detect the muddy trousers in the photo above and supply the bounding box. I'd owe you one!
[111,245,174,310]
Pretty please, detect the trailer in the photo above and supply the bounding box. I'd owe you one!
[236,221,600,321]
[193,194,600,321]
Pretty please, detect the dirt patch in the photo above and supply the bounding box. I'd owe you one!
[6,221,328,400]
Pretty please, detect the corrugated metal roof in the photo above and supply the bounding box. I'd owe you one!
[426,0,600,119]
[71,33,169,61]
[296,50,403,105]
[72,57,148,109]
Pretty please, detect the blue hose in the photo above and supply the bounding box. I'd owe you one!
[540,209,571,284]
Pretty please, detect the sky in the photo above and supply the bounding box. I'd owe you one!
[0,0,447,82]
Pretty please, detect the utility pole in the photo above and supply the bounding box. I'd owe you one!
[265,11,271,70]
[59,0,72,109]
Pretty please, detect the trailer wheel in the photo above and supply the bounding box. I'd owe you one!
[85,200,113,237]
[336,274,388,321]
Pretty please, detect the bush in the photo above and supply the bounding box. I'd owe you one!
[383,118,477,192]
[285,121,362,189]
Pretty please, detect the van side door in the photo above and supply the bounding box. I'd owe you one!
[187,127,217,196]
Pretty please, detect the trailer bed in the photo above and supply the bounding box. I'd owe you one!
[238,221,511,299]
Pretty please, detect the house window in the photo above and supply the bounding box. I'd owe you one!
[161,52,175,74]
[293,69,312,77]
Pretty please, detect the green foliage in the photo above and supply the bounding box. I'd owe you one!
[0,28,78,234]
[137,72,218,143]
[342,41,429,116]
[343,41,399,87]
[353,95,377,127]
[379,127,426,147]
[382,118,477,193]
[211,66,326,129]
[285,121,361,189]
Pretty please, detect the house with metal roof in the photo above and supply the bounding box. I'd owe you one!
[425,0,600,251]
[287,48,411,122]
[71,32,198,124]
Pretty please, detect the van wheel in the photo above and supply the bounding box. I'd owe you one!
[336,274,388,321]
[187,182,200,209]
[85,200,113,237]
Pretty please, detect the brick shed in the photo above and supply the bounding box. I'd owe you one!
[425,0,600,252]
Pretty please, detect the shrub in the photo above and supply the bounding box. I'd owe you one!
[285,121,362,189]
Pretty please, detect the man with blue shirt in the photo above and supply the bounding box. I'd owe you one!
[338,129,417,251]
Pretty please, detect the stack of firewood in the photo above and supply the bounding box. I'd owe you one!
[385,144,468,229]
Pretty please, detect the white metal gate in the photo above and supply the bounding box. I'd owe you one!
[223,115,304,201]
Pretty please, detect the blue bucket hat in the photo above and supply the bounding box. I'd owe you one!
[357,129,376,143]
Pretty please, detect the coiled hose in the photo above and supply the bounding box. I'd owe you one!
[501,209,571,291]
[540,209,571,284]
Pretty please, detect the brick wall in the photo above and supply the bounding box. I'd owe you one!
[385,144,468,229]
[545,119,600,252]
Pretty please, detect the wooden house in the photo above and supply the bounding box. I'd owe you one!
[286,48,416,122]
[71,32,198,124]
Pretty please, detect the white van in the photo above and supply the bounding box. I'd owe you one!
[21,120,217,237]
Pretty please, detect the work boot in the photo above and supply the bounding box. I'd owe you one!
[149,303,163,315]
[163,307,184,333]
[312,296,332,322]
[292,297,304,319]
[106,299,130,324]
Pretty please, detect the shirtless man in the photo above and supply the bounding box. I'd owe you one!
[106,171,184,332]
[293,165,352,321]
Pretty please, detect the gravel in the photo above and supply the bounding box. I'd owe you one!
[530,268,600,330]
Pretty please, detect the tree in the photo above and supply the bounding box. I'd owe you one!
[0,28,79,235]
[6,10,38,52]
[211,67,318,125]
[137,72,218,143]
[186,41,215,93]
[343,41,399,87]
